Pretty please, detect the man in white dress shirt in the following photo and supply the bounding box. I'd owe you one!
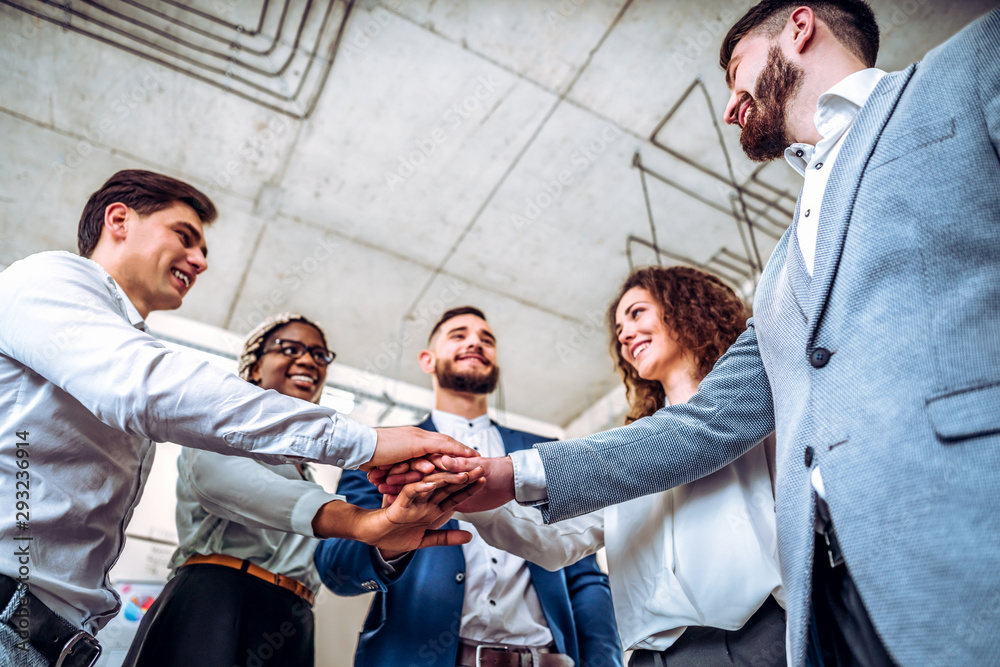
[0,170,477,667]
[316,307,622,667]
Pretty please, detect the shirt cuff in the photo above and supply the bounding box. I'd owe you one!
[334,417,378,469]
[292,487,345,537]
[509,448,548,505]
[370,546,411,575]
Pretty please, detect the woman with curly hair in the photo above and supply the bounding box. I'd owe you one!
[463,266,786,666]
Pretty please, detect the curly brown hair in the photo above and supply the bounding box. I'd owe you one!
[608,266,748,424]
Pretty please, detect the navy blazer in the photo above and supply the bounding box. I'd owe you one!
[315,417,622,667]
[535,9,1000,666]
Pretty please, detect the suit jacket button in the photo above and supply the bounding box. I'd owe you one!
[810,348,831,368]
[455,572,465,583]
[804,446,814,467]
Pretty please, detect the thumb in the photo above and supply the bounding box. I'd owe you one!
[417,528,473,549]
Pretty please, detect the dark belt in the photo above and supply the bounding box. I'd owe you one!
[457,640,574,667]
[0,575,102,667]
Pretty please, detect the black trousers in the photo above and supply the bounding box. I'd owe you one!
[807,533,897,667]
[629,595,787,667]
[122,563,315,667]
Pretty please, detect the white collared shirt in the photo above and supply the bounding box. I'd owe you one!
[784,68,887,274]
[0,251,376,633]
[466,437,783,651]
[431,410,554,647]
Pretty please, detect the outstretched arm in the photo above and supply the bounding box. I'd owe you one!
[457,502,605,571]
[373,324,774,522]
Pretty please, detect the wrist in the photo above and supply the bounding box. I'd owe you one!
[312,500,369,540]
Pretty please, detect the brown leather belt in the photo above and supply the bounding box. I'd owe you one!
[182,554,315,605]
[457,640,574,667]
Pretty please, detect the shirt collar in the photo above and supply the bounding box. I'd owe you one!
[88,259,146,331]
[432,409,492,433]
[784,68,887,176]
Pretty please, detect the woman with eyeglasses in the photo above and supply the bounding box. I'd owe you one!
[124,313,482,667]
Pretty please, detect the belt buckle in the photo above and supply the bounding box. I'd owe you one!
[56,630,102,667]
[476,643,509,666]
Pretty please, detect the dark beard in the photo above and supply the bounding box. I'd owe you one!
[740,45,804,162]
[436,358,499,395]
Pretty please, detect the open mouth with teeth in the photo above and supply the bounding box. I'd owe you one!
[630,341,651,360]
[171,268,191,289]
[288,373,318,390]
[456,353,489,366]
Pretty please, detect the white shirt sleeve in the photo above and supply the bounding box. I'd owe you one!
[179,449,344,536]
[457,502,605,572]
[0,253,376,468]
[508,448,549,504]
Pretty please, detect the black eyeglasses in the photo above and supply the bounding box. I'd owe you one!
[263,339,336,366]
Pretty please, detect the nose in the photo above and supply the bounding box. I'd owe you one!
[189,246,208,275]
[724,91,740,126]
[618,323,635,346]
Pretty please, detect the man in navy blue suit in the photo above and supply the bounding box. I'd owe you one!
[315,306,622,667]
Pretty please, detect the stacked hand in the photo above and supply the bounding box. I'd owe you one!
[313,467,487,552]
[368,454,516,514]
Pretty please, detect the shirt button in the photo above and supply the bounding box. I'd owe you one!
[804,446,814,468]
[491,558,498,564]
[810,348,831,368]
[815,162,824,169]
[455,572,465,583]
[489,600,497,606]
[804,209,811,218]
[796,150,804,157]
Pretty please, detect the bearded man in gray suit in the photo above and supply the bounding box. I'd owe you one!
[378,1,1000,665]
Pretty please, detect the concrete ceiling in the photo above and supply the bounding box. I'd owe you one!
[1,0,994,427]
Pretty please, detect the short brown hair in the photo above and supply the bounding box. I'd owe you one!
[608,266,748,424]
[720,0,879,74]
[77,169,217,257]
[428,306,488,344]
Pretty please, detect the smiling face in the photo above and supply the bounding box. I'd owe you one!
[614,287,685,386]
[425,314,500,395]
[251,321,328,402]
[724,34,805,162]
[115,201,208,317]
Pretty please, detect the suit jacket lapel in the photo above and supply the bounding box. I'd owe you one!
[806,65,917,338]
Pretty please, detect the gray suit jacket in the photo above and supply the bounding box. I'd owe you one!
[536,9,1000,666]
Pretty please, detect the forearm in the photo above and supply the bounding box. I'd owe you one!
[182,450,342,535]
[539,324,774,521]
[459,503,604,571]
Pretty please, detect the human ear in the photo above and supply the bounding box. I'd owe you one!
[104,202,130,242]
[418,349,435,375]
[788,6,815,55]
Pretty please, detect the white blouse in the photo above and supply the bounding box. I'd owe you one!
[461,435,784,651]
